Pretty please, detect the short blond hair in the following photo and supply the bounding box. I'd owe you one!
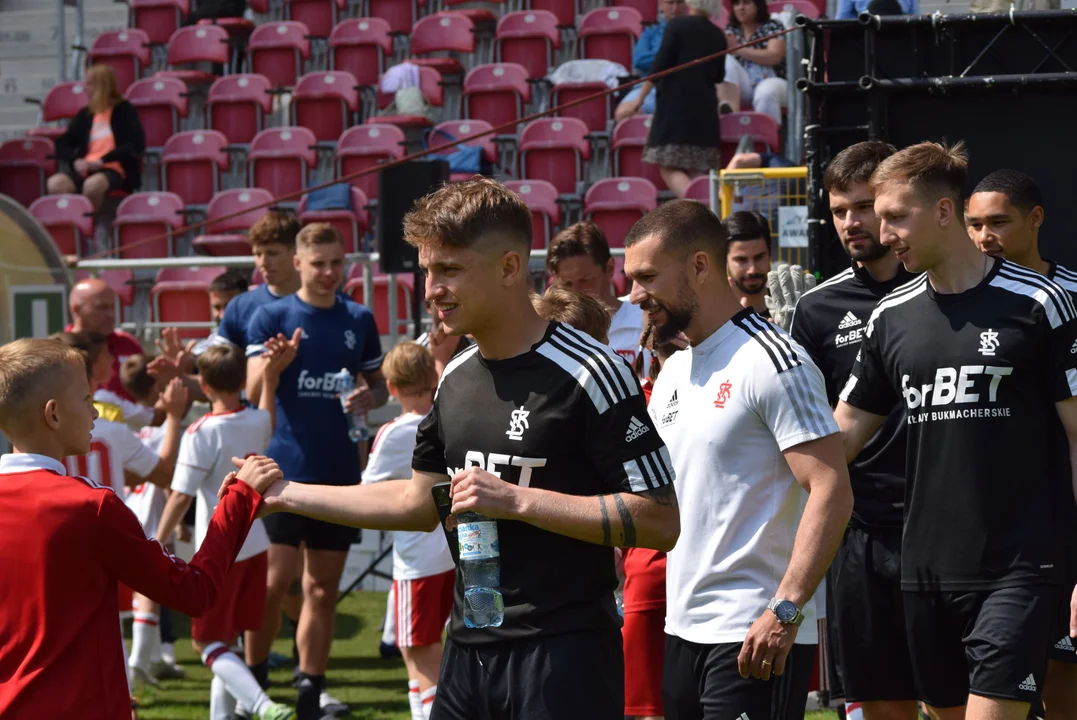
[383,342,437,395]
[403,176,533,250]
[296,222,344,250]
[869,140,969,207]
[0,339,87,434]
[533,286,612,343]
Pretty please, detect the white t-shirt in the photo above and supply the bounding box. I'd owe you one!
[650,309,838,645]
[172,407,272,561]
[607,296,651,376]
[94,388,155,431]
[363,412,455,581]
[65,417,160,496]
[125,426,168,537]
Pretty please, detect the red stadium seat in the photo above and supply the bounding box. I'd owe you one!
[462,63,531,129]
[151,265,226,338]
[26,82,89,141]
[125,77,190,150]
[298,186,370,253]
[87,30,152,94]
[504,179,560,249]
[720,111,781,162]
[519,117,591,196]
[29,195,94,257]
[617,0,658,24]
[248,127,317,199]
[329,18,393,88]
[612,114,665,191]
[495,11,561,81]
[374,66,443,130]
[767,0,821,17]
[292,71,361,143]
[431,119,497,180]
[551,80,612,134]
[0,137,55,208]
[112,191,186,258]
[343,266,413,335]
[367,0,420,35]
[160,130,230,206]
[409,12,476,77]
[248,21,312,88]
[577,7,642,69]
[130,0,189,46]
[205,74,273,145]
[191,188,273,255]
[284,0,346,38]
[156,24,231,86]
[526,0,577,27]
[335,124,406,201]
[583,177,657,247]
[684,174,713,205]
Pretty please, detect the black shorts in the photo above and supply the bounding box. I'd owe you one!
[662,634,816,720]
[1049,537,1077,663]
[263,511,359,552]
[905,585,1060,708]
[64,168,124,194]
[431,630,624,720]
[830,525,916,702]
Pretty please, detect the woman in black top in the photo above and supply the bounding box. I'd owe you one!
[46,64,145,211]
[626,0,726,198]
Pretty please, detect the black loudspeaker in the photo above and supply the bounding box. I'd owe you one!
[377,160,450,274]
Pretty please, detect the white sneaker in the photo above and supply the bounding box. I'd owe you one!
[320,691,348,716]
[150,658,185,680]
[128,664,158,690]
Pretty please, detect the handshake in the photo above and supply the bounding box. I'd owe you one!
[218,455,285,502]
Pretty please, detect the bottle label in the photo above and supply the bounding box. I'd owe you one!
[458,521,499,560]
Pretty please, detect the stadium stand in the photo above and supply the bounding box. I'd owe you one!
[284,0,348,38]
[25,81,89,141]
[292,71,363,143]
[328,18,394,91]
[128,0,190,46]
[504,178,561,249]
[577,7,643,69]
[86,29,153,94]
[29,194,96,257]
[190,188,274,256]
[518,117,591,196]
[156,24,232,86]
[150,265,226,337]
[583,176,657,247]
[125,77,191,152]
[495,11,562,81]
[335,124,408,202]
[462,63,532,130]
[297,186,371,253]
[0,137,55,209]
[112,191,186,259]
[247,126,319,198]
[160,130,231,207]
[248,21,313,88]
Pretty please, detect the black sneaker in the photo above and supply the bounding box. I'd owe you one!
[378,641,401,659]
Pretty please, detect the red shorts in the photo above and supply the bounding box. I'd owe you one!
[622,548,666,612]
[393,570,454,648]
[117,583,134,616]
[623,606,666,717]
[191,552,268,643]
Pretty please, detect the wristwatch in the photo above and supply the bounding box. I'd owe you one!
[767,598,804,627]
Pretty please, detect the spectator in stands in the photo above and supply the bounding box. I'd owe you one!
[633,0,727,197]
[66,277,143,401]
[724,0,787,125]
[209,269,252,324]
[723,211,773,315]
[837,0,917,17]
[46,65,145,210]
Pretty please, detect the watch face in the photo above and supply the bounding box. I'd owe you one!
[775,600,798,623]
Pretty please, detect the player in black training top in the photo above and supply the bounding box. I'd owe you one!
[836,142,1077,720]
[789,140,919,720]
[255,177,680,720]
[967,168,1077,719]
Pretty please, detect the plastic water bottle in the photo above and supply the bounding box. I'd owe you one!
[331,368,369,443]
[457,512,504,628]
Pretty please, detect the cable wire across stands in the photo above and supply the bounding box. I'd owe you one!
[76,25,797,265]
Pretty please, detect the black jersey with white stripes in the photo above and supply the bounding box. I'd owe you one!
[841,259,1077,591]
[412,321,674,644]
[790,265,917,529]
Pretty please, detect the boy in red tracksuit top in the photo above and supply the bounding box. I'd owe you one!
[0,338,281,720]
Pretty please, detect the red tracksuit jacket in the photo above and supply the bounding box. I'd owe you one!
[0,453,261,719]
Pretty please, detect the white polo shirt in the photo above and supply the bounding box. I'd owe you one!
[651,308,837,645]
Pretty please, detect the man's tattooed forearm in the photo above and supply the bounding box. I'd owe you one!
[599,495,612,546]
[644,483,676,508]
[614,493,636,547]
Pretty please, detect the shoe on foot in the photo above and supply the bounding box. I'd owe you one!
[266,650,292,669]
[259,702,296,720]
[127,664,158,691]
[378,641,401,659]
[149,658,185,680]
[320,691,348,716]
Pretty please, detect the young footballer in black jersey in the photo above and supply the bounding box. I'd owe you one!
[967,168,1077,719]
[252,177,680,720]
[790,140,919,720]
[836,142,1077,720]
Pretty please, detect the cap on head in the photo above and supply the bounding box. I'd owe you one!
[403,177,533,251]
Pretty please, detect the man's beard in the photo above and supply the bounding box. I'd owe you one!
[731,274,766,296]
[642,279,699,344]
[844,232,889,262]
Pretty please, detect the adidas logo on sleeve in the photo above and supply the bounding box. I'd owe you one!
[626,416,650,442]
[1019,674,1037,692]
[837,311,862,329]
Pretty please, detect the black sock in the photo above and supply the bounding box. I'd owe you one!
[249,660,270,689]
[296,673,325,720]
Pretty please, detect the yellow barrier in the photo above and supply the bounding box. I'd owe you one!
[718,167,810,268]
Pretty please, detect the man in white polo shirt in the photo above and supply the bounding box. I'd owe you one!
[624,200,853,720]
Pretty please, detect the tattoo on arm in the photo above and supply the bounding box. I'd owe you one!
[599,495,612,546]
[613,493,637,547]
[642,483,676,508]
